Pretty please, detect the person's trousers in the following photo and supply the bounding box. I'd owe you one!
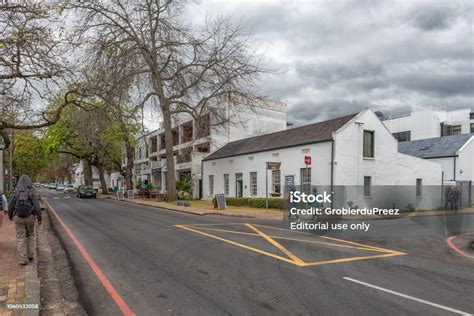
[13,215,36,264]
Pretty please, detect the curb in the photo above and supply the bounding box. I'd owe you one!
[102,196,284,220]
[24,226,40,316]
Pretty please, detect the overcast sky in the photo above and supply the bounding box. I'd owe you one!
[176,0,473,126]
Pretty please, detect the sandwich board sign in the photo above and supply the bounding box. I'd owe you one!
[116,190,124,201]
[127,190,134,199]
[214,193,227,209]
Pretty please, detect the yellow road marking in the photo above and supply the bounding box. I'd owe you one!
[302,252,405,266]
[174,225,303,266]
[174,223,406,267]
[245,224,305,265]
[252,224,401,253]
[189,226,389,252]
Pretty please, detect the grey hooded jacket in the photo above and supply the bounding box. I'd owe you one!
[8,175,42,220]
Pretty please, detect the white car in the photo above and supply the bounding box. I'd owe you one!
[64,184,76,193]
[56,184,65,191]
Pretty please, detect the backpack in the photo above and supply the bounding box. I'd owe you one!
[0,195,3,211]
[15,190,34,218]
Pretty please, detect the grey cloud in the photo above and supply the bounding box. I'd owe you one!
[409,6,456,31]
[190,0,473,126]
[394,72,474,97]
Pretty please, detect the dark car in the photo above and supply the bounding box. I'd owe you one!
[77,185,97,198]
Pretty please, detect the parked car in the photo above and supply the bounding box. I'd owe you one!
[48,183,57,190]
[34,183,41,188]
[77,185,97,198]
[56,184,65,191]
[64,184,76,193]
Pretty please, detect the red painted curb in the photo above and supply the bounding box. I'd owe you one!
[446,233,474,260]
[43,199,135,316]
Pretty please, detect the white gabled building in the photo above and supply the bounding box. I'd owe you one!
[381,107,474,142]
[202,109,443,210]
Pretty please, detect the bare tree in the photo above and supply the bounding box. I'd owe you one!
[0,1,73,139]
[72,0,270,200]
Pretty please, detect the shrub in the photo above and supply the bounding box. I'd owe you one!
[214,197,285,210]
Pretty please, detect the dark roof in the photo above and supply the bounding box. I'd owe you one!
[398,134,473,159]
[204,112,358,161]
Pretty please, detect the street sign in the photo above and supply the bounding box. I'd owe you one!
[117,190,124,201]
[304,156,311,165]
[214,193,227,209]
[266,162,281,170]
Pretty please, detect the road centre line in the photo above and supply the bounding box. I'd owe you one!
[343,277,472,316]
[192,225,390,252]
[246,224,305,265]
[42,199,135,316]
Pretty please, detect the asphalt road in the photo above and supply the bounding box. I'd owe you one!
[40,189,474,316]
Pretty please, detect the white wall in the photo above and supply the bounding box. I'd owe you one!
[383,108,473,140]
[428,157,456,181]
[203,141,332,199]
[457,137,474,181]
[203,110,443,209]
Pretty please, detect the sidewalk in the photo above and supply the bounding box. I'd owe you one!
[101,194,474,220]
[0,216,40,316]
[102,195,284,219]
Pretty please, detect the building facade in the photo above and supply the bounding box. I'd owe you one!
[381,107,474,142]
[132,100,287,198]
[202,109,443,210]
[399,134,474,182]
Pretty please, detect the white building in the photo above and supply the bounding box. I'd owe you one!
[399,134,474,182]
[133,100,287,198]
[381,107,474,142]
[72,160,111,189]
[202,109,443,210]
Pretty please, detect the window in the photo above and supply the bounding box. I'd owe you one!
[363,130,374,158]
[393,131,411,142]
[471,123,474,133]
[272,170,281,194]
[224,174,229,195]
[250,172,257,196]
[470,112,474,120]
[209,175,214,195]
[300,168,311,194]
[416,179,422,198]
[364,176,371,197]
[452,125,462,135]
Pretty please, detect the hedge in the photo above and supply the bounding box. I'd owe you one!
[213,197,286,210]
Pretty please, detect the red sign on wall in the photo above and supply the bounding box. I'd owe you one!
[304,156,311,165]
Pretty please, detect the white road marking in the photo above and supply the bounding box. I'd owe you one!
[52,197,59,199]
[343,277,472,316]
[76,198,84,202]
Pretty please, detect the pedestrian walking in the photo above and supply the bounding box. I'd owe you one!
[0,190,8,231]
[444,186,452,211]
[450,186,460,213]
[7,175,42,265]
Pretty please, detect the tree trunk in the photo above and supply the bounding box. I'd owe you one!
[83,160,93,185]
[125,147,134,191]
[161,105,177,201]
[97,164,108,194]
